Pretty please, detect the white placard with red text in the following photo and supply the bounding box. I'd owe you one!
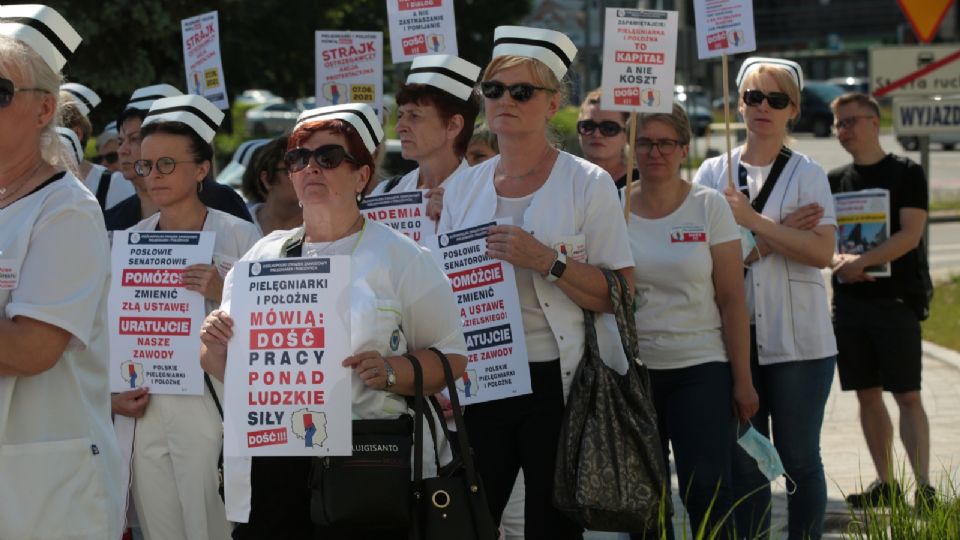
[181,11,229,108]
[361,190,431,245]
[315,31,384,121]
[601,8,678,113]
[427,222,531,405]
[386,0,458,63]
[693,0,756,59]
[108,231,215,395]
[223,257,353,457]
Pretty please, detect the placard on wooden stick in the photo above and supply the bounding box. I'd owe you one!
[600,8,679,220]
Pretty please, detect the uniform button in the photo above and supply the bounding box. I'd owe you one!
[544,302,550,308]
[559,335,564,340]
[565,371,571,376]
[755,283,760,287]
[757,314,762,318]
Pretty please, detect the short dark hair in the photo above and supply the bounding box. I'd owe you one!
[241,135,289,203]
[830,92,881,117]
[117,107,148,135]
[139,120,214,176]
[396,83,481,157]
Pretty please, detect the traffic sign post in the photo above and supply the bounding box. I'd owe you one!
[870,45,960,98]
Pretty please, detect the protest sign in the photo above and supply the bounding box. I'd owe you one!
[835,189,892,277]
[223,257,353,457]
[428,222,531,405]
[181,11,229,108]
[361,190,431,244]
[601,8,678,114]
[386,0,458,63]
[315,31,384,120]
[108,231,215,395]
[693,0,757,59]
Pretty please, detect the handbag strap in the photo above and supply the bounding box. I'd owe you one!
[95,169,112,210]
[741,146,794,213]
[403,354,426,488]
[428,347,481,490]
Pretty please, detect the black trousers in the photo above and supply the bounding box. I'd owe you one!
[463,360,582,540]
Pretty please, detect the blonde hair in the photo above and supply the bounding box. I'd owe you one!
[483,55,568,106]
[0,35,76,175]
[738,64,802,120]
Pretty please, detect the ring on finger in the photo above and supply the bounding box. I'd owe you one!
[372,367,379,376]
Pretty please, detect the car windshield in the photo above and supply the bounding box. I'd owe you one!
[806,83,845,103]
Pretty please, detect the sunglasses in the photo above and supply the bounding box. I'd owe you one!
[577,120,625,137]
[284,145,357,173]
[742,89,791,110]
[134,157,196,177]
[95,152,119,165]
[480,81,554,103]
[0,77,48,108]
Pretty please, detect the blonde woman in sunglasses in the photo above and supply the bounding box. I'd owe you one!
[694,58,838,540]
[438,27,633,539]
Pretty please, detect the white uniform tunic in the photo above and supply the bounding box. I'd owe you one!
[122,208,260,540]
[0,172,124,540]
[221,220,467,522]
[369,159,470,195]
[438,152,634,399]
[695,146,838,364]
[82,166,135,210]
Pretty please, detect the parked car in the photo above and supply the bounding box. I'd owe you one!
[235,89,283,107]
[795,81,846,137]
[898,132,960,151]
[827,76,869,94]
[245,101,300,137]
[674,85,712,136]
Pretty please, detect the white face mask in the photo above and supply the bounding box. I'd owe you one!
[737,424,796,494]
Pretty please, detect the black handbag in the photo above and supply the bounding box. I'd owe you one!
[553,269,672,531]
[307,415,415,530]
[409,348,498,540]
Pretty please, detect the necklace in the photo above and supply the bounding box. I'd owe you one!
[304,214,365,256]
[0,160,43,203]
[495,145,554,181]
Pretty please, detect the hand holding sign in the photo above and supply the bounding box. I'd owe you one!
[183,263,224,301]
[485,224,555,273]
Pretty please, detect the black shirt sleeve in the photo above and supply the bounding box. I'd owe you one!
[899,159,928,212]
[200,178,253,222]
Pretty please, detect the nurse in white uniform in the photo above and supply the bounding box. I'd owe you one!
[0,5,123,539]
[370,54,481,222]
[114,94,261,540]
[437,26,634,539]
[200,103,468,539]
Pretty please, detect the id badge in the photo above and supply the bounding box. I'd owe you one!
[0,258,19,290]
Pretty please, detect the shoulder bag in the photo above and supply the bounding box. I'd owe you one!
[553,269,671,531]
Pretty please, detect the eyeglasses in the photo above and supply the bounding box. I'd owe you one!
[742,89,791,110]
[479,81,555,103]
[284,145,357,173]
[577,120,625,137]
[834,115,875,131]
[95,152,119,165]
[0,77,48,109]
[636,138,681,155]
[134,157,196,177]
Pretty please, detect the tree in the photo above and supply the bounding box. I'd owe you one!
[44,0,532,131]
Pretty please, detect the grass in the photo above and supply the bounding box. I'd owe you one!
[842,465,960,539]
[922,276,960,351]
[930,198,960,213]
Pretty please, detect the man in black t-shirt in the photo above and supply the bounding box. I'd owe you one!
[827,93,935,509]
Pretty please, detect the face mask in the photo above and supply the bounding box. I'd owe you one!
[739,226,757,261]
[737,424,795,493]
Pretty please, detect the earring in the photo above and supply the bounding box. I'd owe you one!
[355,192,363,205]
[197,181,204,194]
[298,201,303,208]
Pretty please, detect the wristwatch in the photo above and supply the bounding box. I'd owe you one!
[545,250,567,282]
[383,360,397,390]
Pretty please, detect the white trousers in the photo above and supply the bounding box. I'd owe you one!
[131,387,230,540]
